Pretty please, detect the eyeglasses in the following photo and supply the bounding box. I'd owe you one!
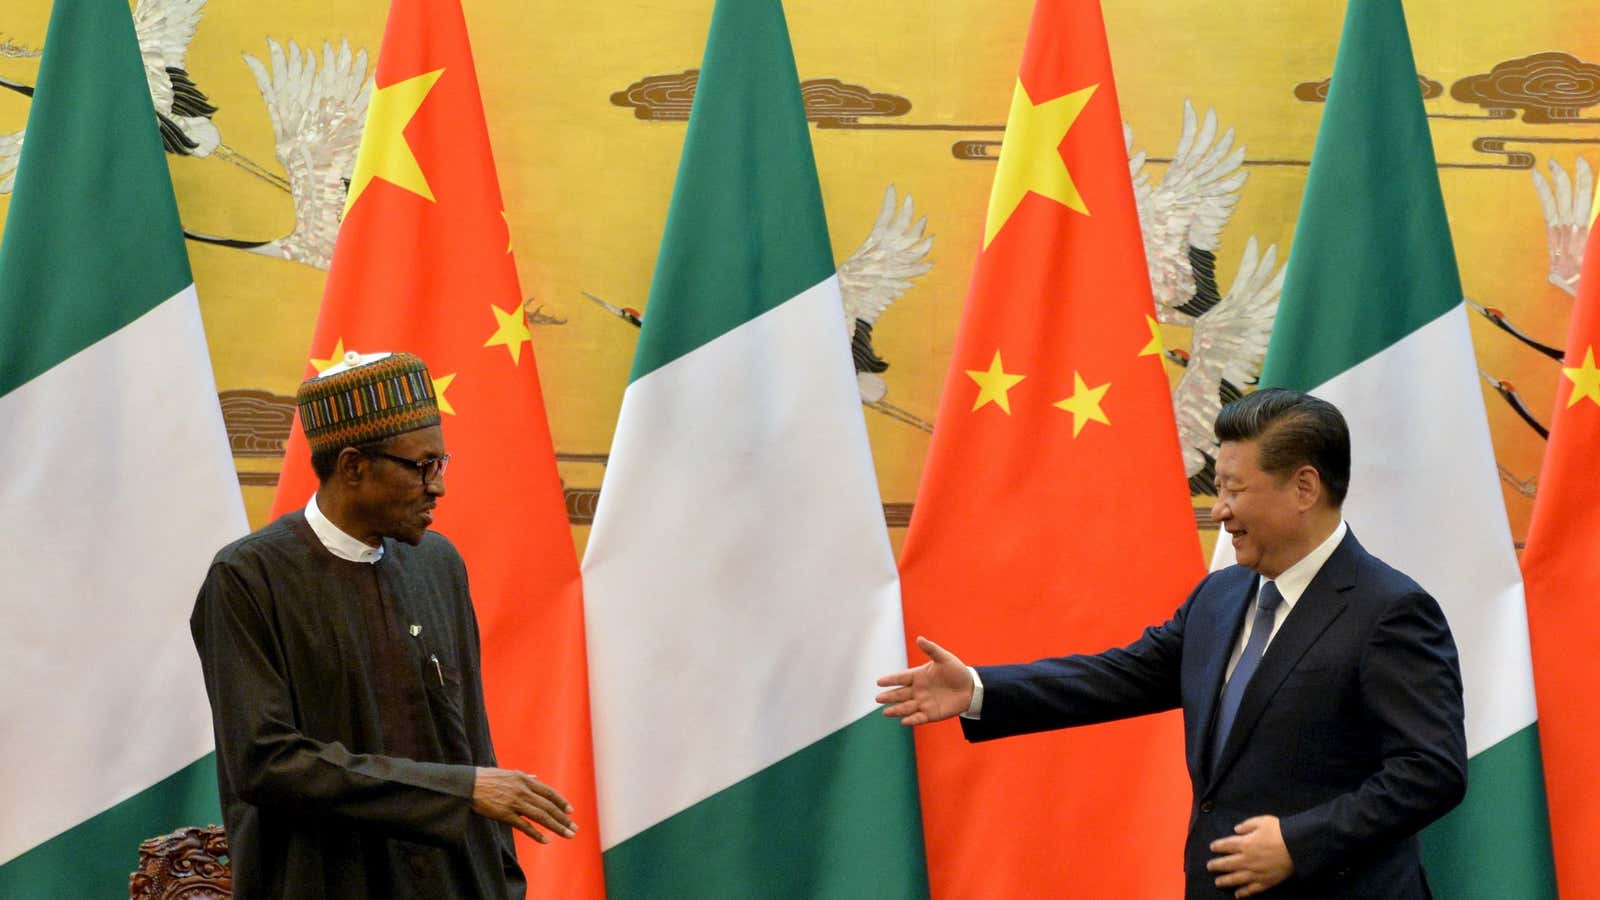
[366,450,450,485]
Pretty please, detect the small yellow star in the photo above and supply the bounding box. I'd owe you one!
[432,373,457,415]
[966,351,1026,414]
[310,338,347,373]
[344,68,445,217]
[1139,315,1164,358]
[484,302,533,365]
[1564,345,1600,407]
[1053,372,1112,437]
[984,80,1098,248]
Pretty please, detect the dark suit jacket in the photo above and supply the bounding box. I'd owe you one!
[961,531,1467,899]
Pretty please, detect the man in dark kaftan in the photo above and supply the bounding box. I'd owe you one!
[191,351,576,899]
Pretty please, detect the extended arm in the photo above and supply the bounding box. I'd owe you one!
[956,585,1198,742]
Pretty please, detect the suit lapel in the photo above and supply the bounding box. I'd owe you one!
[1209,532,1361,787]
[1192,573,1255,783]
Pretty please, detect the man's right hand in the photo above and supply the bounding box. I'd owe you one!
[471,768,577,844]
[874,636,974,726]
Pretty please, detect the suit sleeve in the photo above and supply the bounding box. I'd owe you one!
[1277,590,1468,879]
[191,559,478,846]
[960,576,1206,743]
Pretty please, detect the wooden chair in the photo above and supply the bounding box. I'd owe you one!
[129,825,231,899]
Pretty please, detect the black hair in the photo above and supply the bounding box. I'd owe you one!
[309,435,396,484]
[1214,388,1350,506]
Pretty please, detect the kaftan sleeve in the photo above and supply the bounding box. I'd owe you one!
[452,562,528,897]
[191,558,478,847]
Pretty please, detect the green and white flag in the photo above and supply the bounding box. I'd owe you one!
[0,0,248,896]
[1211,0,1554,896]
[580,0,928,895]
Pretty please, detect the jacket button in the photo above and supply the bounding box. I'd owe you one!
[1200,801,1215,813]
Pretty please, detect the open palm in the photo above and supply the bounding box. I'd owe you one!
[875,636,975,726]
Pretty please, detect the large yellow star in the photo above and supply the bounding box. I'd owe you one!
[344,68,445,217]
[984,80,1098,248]
[966,351,1026,414]
[1139,315,1164,357]
[1564,345,1600,407]
[1053,372,1111,437]
[432,373,457,416]
[484,302,533,365]
[310,338,348,373]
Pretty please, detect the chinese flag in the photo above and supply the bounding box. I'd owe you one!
[268,0,605,895]
[1522,206,1600,898]
[898,0,1202,895]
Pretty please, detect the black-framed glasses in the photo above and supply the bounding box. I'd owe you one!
[366,450,450,485]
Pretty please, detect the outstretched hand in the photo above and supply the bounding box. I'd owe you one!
[471,768,577,844]
[874,636,975,726]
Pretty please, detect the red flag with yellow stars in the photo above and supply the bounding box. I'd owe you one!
[268,0,605,894]
[1522,202,1600,899]
[898,0,1203,894]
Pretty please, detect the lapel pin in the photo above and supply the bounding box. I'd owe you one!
[409,624,422,637]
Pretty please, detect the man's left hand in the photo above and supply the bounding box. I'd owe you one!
[1207,815,1293,898]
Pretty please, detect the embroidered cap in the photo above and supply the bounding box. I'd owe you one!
[297,350,440,454]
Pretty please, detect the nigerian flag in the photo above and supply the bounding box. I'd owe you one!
[579,0,928,895]
[1212,0,1555,896]
[0,0,247,896]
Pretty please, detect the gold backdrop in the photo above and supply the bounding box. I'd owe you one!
[3,0,1596,557]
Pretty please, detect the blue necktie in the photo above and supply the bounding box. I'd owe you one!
[1211,580,1284,767]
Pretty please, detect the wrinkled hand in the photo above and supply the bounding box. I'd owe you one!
[874,636,974,726]
[1207,815,1293,898]
[471,768,577,844]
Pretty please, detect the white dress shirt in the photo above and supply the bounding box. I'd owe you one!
[962,520,1349,720]
[1222,520,1347,681]
[305,493,385,563]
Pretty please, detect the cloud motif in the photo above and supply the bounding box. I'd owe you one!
[1451,52,1600,122]
[1294,73,1443,103]
[611,69,910,123]
[219,390,295,457]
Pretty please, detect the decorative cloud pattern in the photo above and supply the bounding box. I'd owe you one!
[1294,73,1443,102]
[1451,52,1600,122]
[611,69,910,123]
[219,390,294,457]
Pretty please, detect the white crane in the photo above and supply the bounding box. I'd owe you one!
[0,128,18,194]
[837,184,935,432]
[185,38,369,269]
[1532,155,1592,297]
[1128,101,1284,493]
[1167,237,1282,494]
[1128,101,1249,325]
[584,185,937,432]
[133,0,219,156]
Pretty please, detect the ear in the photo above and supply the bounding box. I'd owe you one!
[1293,464,1323,512]
[334,447,369,485]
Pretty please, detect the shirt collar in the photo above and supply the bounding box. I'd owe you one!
[306,493,385,563]
[1259,519,1347,610]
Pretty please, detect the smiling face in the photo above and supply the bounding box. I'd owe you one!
[348,425,447,546]
[1210,437,1314,579]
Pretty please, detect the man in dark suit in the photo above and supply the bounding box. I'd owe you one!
[876,388,1466,899]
